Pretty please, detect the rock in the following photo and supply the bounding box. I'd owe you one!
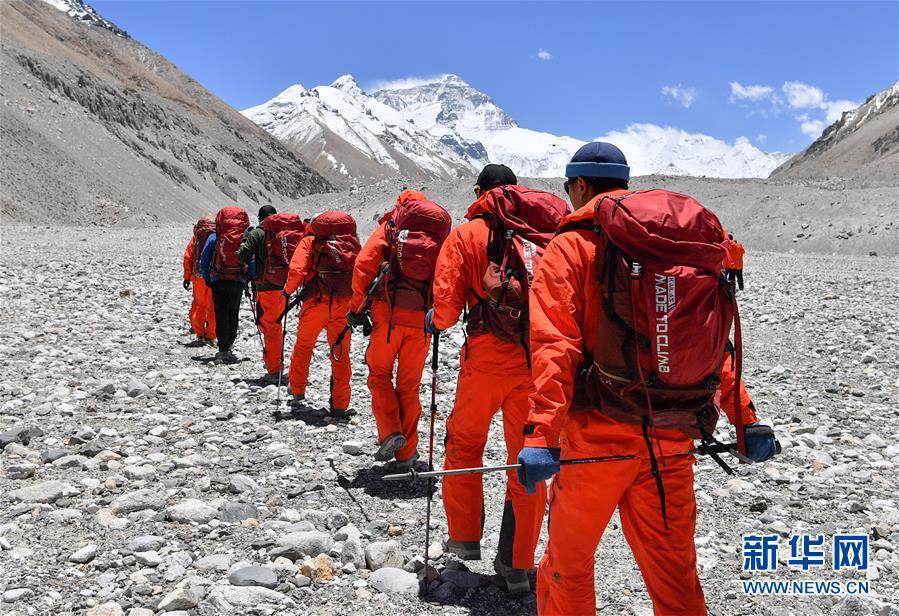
[157,588,199,611]
[229,566,278,589]
[0,426,35,449]
[194,554,231,572]
[300,553,335,581]
[342,441,364,455]
[86,602,124,616]
[111,489,164,514]
[365,540,404,571]
[167,499,217,524]
[126,378,150,398]
[274,531,333,559]
[127,610,153,616]
[326,507,349,530]
[124,535,166,553]
[9,480,73,503]
[134,551,162,567]
[368,567,419,594]
[218,501,258,523]
[228,474,259,494]
[206,586,293,611]
[6,462,36,480]
[2,588,35,603]
[341,536,366,569]
[69,544,98,563]
[40,448,68,464]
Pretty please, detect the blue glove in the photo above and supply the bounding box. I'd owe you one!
[517,447,560,494]
[744,422,780,462]
[425,308,441,335]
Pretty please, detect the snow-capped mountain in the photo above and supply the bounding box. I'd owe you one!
[242,76,473,185]
[772,81,899,184]
[40,0,127,36]
[245,73,790,184]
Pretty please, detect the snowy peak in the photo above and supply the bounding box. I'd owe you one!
[40,0,127,36]
[330,74,365,98]
[771,81,899,184]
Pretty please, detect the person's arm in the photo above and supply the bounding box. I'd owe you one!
[284,235,314,295]
[718,352,758,426]
[523,234,589,449]
[348,223,388,313]
[199,234,216,285]
[237,227,263,266]
[183,239,194,281]
[431,225,473,330]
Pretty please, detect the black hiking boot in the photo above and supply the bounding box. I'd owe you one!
[374,432,406,461]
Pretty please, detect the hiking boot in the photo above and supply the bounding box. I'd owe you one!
[445,539,481,561]
[329,407,356,420]
[289,393,305,406]
[261,371,286,385]
[185,337,206,348]
[222,352,239,365]
[391,452,418,473]
[374,432,406,462]
[493,554,531,594]
[203,337,216,346]
[213,350,228,363]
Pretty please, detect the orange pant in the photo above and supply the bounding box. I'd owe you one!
[256,290,286,374]
[189,276,216,339]
[537,454,705,616]
[443,366,546,570]
[365,318,430,461]
[289,297,352,409]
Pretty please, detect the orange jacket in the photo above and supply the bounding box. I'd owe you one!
[524,192,757,454]
[284,235,315,297]
[725,241,745,270]
[183,239,196,281]
[348,221,424,329]
[432,192,531,376]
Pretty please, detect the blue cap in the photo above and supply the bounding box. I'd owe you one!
[565,142,630,181]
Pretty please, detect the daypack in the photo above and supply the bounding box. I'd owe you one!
[260,212,306,288]
[466,185,569,356]
[375,198,452,313]
[566,189,740,442]
[191,216,216,277]
[306,211,360,299]
[212,207,250,281]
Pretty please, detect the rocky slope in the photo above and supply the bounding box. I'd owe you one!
[0,227,897,615]
[772,82,899,185]
[0,0,331,226]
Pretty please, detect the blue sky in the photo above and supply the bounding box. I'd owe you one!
[92,1,897,153]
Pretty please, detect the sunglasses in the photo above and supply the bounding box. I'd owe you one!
[563,179,572,194]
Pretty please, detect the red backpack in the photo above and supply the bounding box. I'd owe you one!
[212,207,250,280]
[307,211,360,298]
[191,216,215,277]
[568,189,742,447]
[466,185,569,356]
[377,198,452,312]
[260,212,306,288]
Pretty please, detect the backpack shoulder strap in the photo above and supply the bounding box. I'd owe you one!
[556,220,596,235]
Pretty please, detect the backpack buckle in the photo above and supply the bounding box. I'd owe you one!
[630,262,642,278]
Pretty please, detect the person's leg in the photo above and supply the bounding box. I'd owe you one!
[442,368,503,549]
[498,378,546,570]
[736,269,744,291]
[210,282,230,353]
[223,281,243,352]
[618,456,706,616]
[289,300,328,396]
[537,460,638,616]
[393,327,430,461]
[195,277,216,340]
[365,318,401,439]
[189,279,204,336]
[325,301,353,410]
[258,290,285,374]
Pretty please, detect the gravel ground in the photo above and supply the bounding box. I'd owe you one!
[1,226,897,616]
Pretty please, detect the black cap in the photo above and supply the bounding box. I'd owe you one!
[475,164,517,190]
[258,205,277,221]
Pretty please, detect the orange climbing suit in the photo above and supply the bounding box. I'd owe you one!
[284,235,352,409]
[525,192,757,615]
[431,192,547,570]
[183,238,216,340]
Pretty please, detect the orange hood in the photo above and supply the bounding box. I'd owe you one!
[379,189,428,223]
[557,189,630,227]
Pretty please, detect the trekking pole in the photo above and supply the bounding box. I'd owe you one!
[329,262,386,361]
[384,442,751,482]
[276,286,302,408]
[422,332,440,591]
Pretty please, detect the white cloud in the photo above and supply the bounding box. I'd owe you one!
[536,49,553,61]
[594,123,790,178]
[729,81,777,103]
[782,81,826,109]
[756,133,768,144]
[822,99,857,124]
[366,74,450,92]
[661,84,697,108]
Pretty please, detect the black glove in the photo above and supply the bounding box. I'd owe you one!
[182,279,191,291]
[346,311,368,329]
[362,319,373,337]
